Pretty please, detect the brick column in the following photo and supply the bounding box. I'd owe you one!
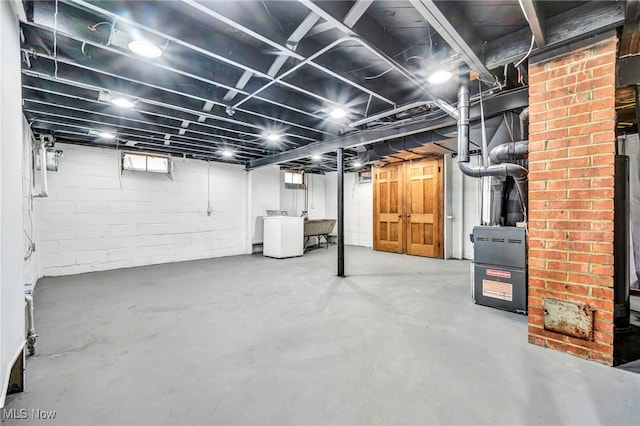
[527,35,617,365]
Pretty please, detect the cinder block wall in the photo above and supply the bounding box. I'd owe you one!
[527,35,617,365]
[35,144,249,277]
[324,172,373,247]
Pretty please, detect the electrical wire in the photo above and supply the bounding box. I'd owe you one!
[88,21,112,31]
[261,0,285,35]
[365,68,393,80]
[514,34,535,68]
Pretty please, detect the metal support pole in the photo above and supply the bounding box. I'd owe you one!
[636,85,640,130]
[337,148,345,277]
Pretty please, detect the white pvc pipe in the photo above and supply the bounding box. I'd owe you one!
[25,294,37,356]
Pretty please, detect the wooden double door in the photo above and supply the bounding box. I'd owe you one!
[373,158,444,258]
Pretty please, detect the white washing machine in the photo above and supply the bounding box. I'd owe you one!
[262,216,304,258]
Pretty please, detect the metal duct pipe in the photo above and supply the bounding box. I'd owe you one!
[489,140,529,163]
[519,107,530,139]
[456,66,528,211]
[457,68,471,163]
[32,135,49,198]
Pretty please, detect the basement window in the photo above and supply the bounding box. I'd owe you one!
[122,152,171,174]
[357,168,372,184]
[284,170,305,189]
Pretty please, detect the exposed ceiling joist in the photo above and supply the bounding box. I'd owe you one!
[518,0,546,48]
[247,88,528,169]
[408,0,494,84]
[617,54,640,87]
[343,0,374,29]
[484,0,625,69]
[619,0,640,57]
[223,11,321,102]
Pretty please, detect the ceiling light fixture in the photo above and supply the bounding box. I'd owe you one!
[427,69,453,84]
[266,133,281,142]
[329,107,347,119]
[128,40,163,59]
[353,161,363,168]
[222,149,234,158]
[98,132,115,139]
[110,97,135,108]
[311,154,322,161]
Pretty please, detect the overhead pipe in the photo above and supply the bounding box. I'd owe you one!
[456,66,528,211]
[519,107,530,140]
[32,135,51,198]
[489,140,529,163]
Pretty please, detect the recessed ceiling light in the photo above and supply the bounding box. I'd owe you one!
[222,149,234,158]
[353,161,363,168]
[329,107,347,119]
[311,154,322,161]
[427,69,453,84]
[98,132,115,139]
[110,97,135,108]
[266,133,281,142]
[128,40,163,59]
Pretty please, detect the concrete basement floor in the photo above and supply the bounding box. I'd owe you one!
[3,246,639,426]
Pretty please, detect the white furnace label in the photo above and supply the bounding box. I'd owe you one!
[482,279,513,301]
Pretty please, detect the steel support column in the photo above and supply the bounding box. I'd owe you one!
[337,148,345,277]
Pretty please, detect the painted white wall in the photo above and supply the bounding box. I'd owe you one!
[305,173,326,220]
[325,172,373,248]
[279,171,306,217]
[22,119,38,286]
[278,171,327,220]
[249,166,281,244]
[35,144,248,277]
[1,1,26,407]
[449,155,482,259]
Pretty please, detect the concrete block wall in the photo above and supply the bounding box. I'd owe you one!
[325,172,373,248]
[22,119,38,286]
[249,166,281,244]
[305,173,326,220]
[527,35,617,364]
[36,144,248,277]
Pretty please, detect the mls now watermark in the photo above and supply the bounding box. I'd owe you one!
[2,408,57,420]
